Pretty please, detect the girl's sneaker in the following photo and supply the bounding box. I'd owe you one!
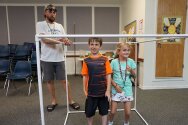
[108,121,113,125]
[124,122,129,125]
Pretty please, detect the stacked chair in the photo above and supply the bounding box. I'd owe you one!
[0,45,10,59]
[4,61,33,96]
[0,60,10,88]
[0,42,37,96]
[31,51,37,79]
[8,44,17,59]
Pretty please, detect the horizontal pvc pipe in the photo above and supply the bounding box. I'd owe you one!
[36,34,188,38]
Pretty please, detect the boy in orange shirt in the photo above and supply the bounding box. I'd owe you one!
[81,37,112,125]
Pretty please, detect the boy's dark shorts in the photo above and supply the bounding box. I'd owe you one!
[85,96,109,118]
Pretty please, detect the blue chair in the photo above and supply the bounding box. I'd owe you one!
[11,45,30,71]
[24,42,36,54]
[0,59,10,75]
[31,51,37,65]
[31,51,37,78]
[8,44,17,58]
[0,60,10,88]
[5,61,33,96]
[14,45,29,59]
[0,45,10,59]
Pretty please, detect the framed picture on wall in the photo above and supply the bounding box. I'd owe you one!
[163,17,182,42]
[123,20,137,42]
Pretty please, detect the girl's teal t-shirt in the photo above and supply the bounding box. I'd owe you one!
[110,58,136,96]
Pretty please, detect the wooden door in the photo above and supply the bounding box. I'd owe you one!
[156,42,184,77]
[156,0,186,77]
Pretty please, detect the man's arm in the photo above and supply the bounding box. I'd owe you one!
[36,22,72,45]
[40,33,71,45]
[41,35,62,44]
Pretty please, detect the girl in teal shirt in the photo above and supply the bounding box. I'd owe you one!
[108,42,136,125]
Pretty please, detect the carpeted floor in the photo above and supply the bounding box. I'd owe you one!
[0,75,188,125]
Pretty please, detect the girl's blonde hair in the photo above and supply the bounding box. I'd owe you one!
[114,42,132,58]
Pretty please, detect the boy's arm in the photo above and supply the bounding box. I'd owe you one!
[83,75,88,97]
[81,61,88,97]
[105,74,111,102]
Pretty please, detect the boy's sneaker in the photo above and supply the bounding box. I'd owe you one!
[108,121,113,125]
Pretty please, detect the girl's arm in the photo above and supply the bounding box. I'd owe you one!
[112,79,122,93]
[127,65,136,77]
[131,69,136,76]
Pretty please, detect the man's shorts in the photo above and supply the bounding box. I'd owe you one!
[41,61,65,82]
[85,96,109,118]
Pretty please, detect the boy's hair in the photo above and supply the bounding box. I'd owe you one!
[114,42,132,58]
[88,37,103,46]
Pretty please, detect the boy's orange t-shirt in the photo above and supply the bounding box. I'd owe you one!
[81,54,112,97]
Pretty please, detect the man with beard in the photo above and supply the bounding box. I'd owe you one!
[36,4,80,112]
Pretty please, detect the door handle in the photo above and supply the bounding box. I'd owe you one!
[157,42,162,48]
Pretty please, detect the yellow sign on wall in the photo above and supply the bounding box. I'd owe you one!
[163,17,182,42]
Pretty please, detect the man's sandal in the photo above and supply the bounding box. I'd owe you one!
[69,102,80,110]
[47,104,58,112]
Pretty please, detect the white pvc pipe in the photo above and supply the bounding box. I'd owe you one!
[36,34,187,125]
[134,43,138,109]
[6,6,10,44]
[35,36,45,125]
[63,46,70,125]
[36,34,188,38]
[55,37,183,45]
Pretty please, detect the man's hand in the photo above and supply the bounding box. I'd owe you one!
[59,38,72,46]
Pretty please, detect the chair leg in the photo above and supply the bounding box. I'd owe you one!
[4,79,8,89]
[28,79,32,96]
[6,80,10,96]
[31,76,37,89]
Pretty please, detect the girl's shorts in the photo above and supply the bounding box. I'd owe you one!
[112,92,133,102]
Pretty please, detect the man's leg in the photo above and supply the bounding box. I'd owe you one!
[61,80,74,104]
[56,61,80,109]
[47,80,57,104]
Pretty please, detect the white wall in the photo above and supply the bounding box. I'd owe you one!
[0,2,121,75]
[121,0,145,58]
[121,0,188,89]
[121,0,145,88]
[182,0,188,86]
[141,0,188,89]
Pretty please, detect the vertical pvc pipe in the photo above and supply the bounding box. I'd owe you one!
[35,36,45,125]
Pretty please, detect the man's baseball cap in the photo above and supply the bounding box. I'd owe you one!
[44,4,57,12]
